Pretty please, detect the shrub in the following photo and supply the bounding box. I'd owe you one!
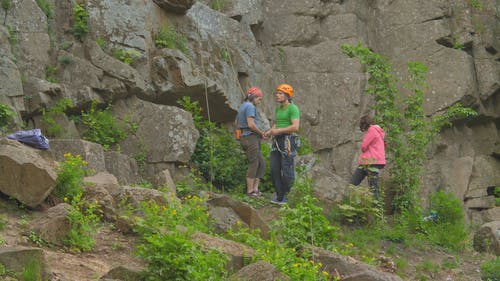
[333,185,382,225]
[209,0,230,11]
[72,4,89,41]
[274,194,338,250]
[65,192,101,252]
[0,102,14,131]
[45,64,58,83]
[35,0,53,19]
[79,101,129,150]
[6,25,17,46]
[481,257,500,281]
[21,258,44,281]
[422,190,468,250]
[134,195,228,280]
[41,98,73,137]
[112,48,141,65]
[178,96,247,192]
[154,24,188,54]
[57,55,72,65]
[53,153,93,202]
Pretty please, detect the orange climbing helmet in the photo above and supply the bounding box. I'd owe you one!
[246,87,263,98]
[276,83,293,98]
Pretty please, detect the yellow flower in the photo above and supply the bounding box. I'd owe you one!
[64,197,68,202]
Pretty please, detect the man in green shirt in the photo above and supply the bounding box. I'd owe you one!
[264,83,300,205]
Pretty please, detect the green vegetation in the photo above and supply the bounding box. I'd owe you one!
[178,96,246,192]
[6,25,17,46]
[341,43,477,219]
[220,48,231,63]
[53,153,93,202]
[209,0,230,11]
[57,55,72,65]
[21,258,44,281]
[468,0,483,11]
[0,102,14,131]
[494,187,500,206]
[333,185,382,225]
[481,257,500,281]
[35,0,53,19]
[1,0,11,25]
[79,101,130,150]
[154,24,188,54]
[65,192,101,252]
[52,153,100,252]
[134,195,228,280]
[111,48,141,65]
[41,98,73,137]
[72,4,89,41]
[96,37,106,49]
[45,64,58,83]
[276,47,286,64]
[273,175,338,250]
[422,190,468,251]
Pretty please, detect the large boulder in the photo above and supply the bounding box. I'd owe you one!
[229,260,290,281]
[309,246,404,281]
[49,139,106,173]
[473,221,500,255]
[0,138,57,207]
[0,247,48,279]
[207,193,270,238]
[192,232,255,271]
[113,96,199,165]
[30,203,72,246]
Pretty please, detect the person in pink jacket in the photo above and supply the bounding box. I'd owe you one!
[351,115,386,199]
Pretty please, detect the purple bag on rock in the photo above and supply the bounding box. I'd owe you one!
[7,129,50,150]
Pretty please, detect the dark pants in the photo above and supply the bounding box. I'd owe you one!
[270,135,296,201]
[351,164,385,199]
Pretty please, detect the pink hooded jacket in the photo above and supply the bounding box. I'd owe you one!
[358,125,386,165]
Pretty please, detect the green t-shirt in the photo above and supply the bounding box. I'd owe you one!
[275,103,300,129]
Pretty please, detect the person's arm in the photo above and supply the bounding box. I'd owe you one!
[268,119,299,136]
[247,117,264,137]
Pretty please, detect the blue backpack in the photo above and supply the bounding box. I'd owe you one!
[7,129,50,150]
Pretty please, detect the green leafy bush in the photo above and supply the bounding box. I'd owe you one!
[0,102,14,131]
[481,257,500,281]
[134,195,228,280]
[112,48,141,65]
[36,0,53,19]
[65,192,101,252]
[21,258,44,281]
[6,25,17,46]
[72,4,89,41]
[178,96,247,192]
[154,24,188,54]
[54,153,93,202]
[333,185,382,225]
[41,98,73,137]
[422,190,468,251]
[209,0,230,11]
[274,194,338,249]
[79,101,129,150]
[45,64,58,83]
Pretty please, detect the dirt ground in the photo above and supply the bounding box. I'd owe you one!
[0,196,495,281]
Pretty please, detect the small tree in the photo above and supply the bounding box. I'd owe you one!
[341,43,477,221]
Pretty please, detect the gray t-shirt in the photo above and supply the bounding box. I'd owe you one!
[237,101,260,136]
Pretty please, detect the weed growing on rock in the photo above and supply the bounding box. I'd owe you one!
[154,24,188,54]
[41,98,72,137]
[0,102,14,131]
[72,3,89,41]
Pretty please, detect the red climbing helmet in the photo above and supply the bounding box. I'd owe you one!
[246,87,263,98]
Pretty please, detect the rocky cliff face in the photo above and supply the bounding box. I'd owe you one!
[0,0,498,221]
